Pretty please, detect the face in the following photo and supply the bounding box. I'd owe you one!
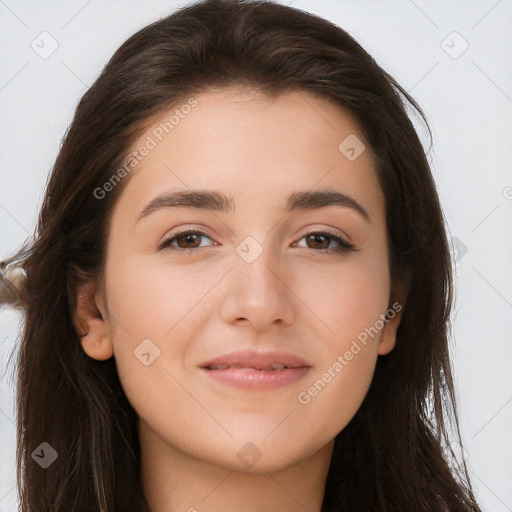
[83,87,402,473]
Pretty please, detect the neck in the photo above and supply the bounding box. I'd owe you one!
[139,418,334,512]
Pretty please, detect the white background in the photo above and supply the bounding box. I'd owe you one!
[0,1,511,510]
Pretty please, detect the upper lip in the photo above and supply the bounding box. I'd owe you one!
[199,349,311,370]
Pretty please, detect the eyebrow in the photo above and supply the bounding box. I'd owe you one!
[135,188,371,223]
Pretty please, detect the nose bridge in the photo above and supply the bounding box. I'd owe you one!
[238,236,281,290]
[220,234,295,329]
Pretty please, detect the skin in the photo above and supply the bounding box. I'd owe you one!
[75,87,405,512]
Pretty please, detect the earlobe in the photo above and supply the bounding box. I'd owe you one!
[377,312,401,356]
[80,328,114,361]
[72,277,114,361]
[377,284,408,356]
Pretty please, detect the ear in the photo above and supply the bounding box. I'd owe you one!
[71,278,114,361]
[377,279,408,356]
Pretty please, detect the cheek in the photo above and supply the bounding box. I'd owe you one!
[294,341,378,443]
[105,251,220,330]
[293,249,391,340]
[103,251,228,378]
[290,248,390,431]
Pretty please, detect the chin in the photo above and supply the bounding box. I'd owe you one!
[213,446,316,475]
[206,430,330,475]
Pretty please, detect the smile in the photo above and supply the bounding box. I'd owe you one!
[199,349,311,390]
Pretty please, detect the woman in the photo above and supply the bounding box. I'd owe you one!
[1,0,483,510]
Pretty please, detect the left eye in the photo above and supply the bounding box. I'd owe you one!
[158,230,356,253]
[294,232,355,253]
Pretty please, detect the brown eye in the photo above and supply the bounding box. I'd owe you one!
[175,233,202,249]
[306,234,330,249]
[295,231,356,254]
[158,230,214,251]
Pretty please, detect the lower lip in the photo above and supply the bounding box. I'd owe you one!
[200,367,311,390]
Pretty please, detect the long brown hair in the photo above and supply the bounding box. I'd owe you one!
[2,0,482,510]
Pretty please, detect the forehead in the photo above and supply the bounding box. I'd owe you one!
[111,87,385,225]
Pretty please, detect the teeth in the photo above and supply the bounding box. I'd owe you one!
[271,363,286,370]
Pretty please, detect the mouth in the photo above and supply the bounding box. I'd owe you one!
[199,349,311,390]
[205,363,296,371]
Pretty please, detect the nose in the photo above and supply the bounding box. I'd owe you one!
[219,243,296,331]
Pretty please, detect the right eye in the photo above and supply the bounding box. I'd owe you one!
[158,230,216,252]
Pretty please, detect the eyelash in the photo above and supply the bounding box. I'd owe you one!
[157,229,357,255]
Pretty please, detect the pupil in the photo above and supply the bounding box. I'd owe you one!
[181,234,199,247]
[310,234,326,248]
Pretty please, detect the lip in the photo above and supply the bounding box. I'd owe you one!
[199,349,311,390]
